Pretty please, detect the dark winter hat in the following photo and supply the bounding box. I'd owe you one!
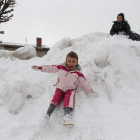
[117,13,124,20]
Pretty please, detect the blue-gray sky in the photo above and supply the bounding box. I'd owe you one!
[1,0,140,47]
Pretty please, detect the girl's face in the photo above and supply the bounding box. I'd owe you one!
[66,57,78,71]
[117,16,123,22]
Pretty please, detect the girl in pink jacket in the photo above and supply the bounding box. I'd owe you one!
[32,51,96,126]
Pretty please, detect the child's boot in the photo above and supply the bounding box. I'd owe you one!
[61,107,74,126]
[44,114,50,119]
[42,114,50,126]
[61,114,74,126]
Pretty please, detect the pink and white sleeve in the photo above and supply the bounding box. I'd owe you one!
[32,65,60,73]
[41,65,60,73]
[78,74,93,93]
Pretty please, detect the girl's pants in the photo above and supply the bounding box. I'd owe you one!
[51,88,76,109]
[46,88,76,116]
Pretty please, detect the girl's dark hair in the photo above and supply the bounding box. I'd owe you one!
[66,51,78,61]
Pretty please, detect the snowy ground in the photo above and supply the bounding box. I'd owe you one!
[0,32,140,140]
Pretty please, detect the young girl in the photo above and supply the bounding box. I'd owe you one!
[32,51,97,125]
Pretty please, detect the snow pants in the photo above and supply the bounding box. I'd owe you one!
[51,88,76,109]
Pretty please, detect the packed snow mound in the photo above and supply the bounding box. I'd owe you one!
[0,46,36,60]
[52,38,73,49]
[0,32,140,140]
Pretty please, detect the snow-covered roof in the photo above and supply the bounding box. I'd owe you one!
[0,42,50,49]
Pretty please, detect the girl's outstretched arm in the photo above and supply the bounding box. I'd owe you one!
[78,75,99,96]
[77,73,93,92]
[32,65,60,73]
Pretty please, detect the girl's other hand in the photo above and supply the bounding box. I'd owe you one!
[32,66,38,70]
[91,90,99,97]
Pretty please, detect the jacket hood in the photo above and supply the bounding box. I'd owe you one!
[117,13,125,20]
[62,62,81,71]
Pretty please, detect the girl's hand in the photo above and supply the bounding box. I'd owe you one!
[91,90,99,97]
[32,66,39,70]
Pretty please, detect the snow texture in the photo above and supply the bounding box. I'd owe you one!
[0,32,140,140]
[0,46,36,60]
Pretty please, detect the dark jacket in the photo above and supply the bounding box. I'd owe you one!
[110,20,132,35]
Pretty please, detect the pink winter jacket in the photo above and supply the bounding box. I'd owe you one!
[35,63,93,93]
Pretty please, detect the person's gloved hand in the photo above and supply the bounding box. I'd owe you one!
[91,90,99,97]
[110,32,116,36]
[31,66,42,71]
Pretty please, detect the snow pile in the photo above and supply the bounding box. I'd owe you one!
[13,46,36,60]
[52,38,73,49]
[0,49,12,58]
[0,46,36,60]
[0,32,140,140]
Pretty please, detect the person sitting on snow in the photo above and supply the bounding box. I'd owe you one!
[110,13,132,36]
[110,13,140,41]
[32,51,97,126]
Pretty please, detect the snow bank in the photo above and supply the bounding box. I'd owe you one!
[0,46,36,60]
[0,32,140,140]
[52,38,73,49]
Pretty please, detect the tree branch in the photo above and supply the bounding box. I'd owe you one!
[0,0,16,23]
[0,8,13,15]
